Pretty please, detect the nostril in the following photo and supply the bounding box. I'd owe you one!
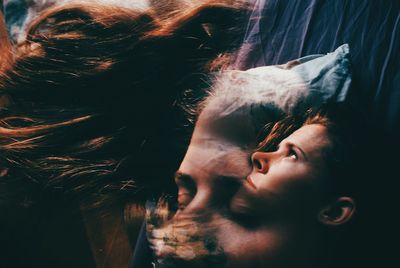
[251,152,269,173]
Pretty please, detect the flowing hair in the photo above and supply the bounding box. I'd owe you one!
[0,0,248,212]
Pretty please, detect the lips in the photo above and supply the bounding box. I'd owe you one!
[245,176,257,189]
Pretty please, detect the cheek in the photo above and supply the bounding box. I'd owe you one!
[259,163,318,200]
[216,222,297,268]
[231,164,321,219]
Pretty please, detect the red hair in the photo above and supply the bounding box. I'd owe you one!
[0,1,248,211]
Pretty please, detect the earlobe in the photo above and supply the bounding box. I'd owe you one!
[318,197,356,226]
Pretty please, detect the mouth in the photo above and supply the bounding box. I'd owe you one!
[245,176,257,189]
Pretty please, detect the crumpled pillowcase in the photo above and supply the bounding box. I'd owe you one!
[212,44,352,116]
[291,43,351,105]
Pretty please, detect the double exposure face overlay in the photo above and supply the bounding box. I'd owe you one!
[149,100,333,268]
[148,103,255,268]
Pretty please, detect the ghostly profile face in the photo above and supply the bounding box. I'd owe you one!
[148,71,353,268]
[167,113,333,267]
[148,102,257,268]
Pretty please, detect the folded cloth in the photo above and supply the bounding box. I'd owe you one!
[209,44,351,119]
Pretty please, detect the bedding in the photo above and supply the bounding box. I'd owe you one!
[2,1,398,267]
[4,1,399,135]
[210,44,352,121]
[234,0,400,138]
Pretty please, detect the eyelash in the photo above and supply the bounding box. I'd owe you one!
[278,144,298,160]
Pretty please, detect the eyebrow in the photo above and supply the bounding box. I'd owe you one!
[174,171,194,184]
[287,142,308,161]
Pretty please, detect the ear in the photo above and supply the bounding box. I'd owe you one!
[318,197,356,226]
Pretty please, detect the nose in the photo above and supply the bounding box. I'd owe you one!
[180,176,242,216]
[251,151,271,174]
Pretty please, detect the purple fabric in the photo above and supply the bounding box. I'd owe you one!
[235,0,400,137]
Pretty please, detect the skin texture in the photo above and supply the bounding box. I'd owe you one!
[171,102,336,267]
[148,72,358,267]
[230,124,331,221]
[172,105,329,267]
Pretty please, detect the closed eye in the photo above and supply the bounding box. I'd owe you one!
[175,172,196,211]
